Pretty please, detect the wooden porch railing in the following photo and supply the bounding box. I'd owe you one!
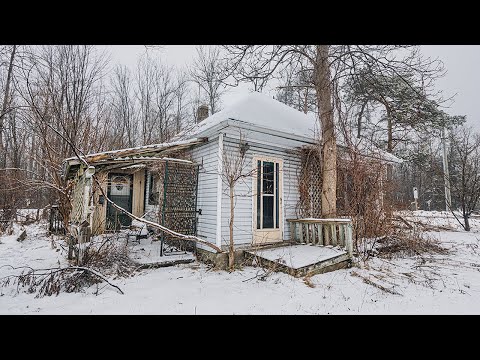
[286,218,354,258]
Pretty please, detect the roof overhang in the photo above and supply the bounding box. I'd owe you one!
[62,137,207,180]
[190,118,318,145]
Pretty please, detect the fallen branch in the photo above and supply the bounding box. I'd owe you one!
[351,271,402,296]
[136,258,195,270]
[69,266,124,294]
[392,216,413,229]
[0,265,124,296]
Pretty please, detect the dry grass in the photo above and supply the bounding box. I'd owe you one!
[376,230,448,259]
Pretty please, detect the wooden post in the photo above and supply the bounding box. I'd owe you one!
[346,222,353,257]
[305,223,310,244]
[331,224,337,246]
[325,225,330,245]
[318,224,323,245]
[339,224,344,246]
[290,222,295,241]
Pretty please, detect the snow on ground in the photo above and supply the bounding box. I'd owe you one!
[1,212,480,314]
[398,210,480,231]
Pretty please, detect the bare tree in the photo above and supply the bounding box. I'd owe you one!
[135,54,157,144]
[0,45,17,168]
[190,46,226,115]
[222,131,255,270]
[15,45,109,221]
[173,70,191,134]
[448,125,480,231]
[110,64,137,148]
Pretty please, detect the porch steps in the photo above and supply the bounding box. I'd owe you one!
[245,244,351,277]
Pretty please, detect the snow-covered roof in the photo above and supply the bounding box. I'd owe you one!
[339,137,403,164]
[174,91,319,141]
[174,91,402,163]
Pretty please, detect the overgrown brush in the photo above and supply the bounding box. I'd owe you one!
[376,229,448,259]
[0,236,137,297]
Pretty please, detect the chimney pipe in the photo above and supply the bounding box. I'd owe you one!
[197,105,209,123]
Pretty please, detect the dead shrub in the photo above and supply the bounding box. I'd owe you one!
[81,237,138,279]
[336,147,397,261]
[376,229,448,259]
[0,236,136,297]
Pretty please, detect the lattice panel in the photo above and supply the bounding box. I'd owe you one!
[298,147,322,218]
[161,162,199,251]
[71,173,86,224]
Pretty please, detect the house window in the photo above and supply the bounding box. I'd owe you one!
[256,160,280,229]
[148,174,159,205]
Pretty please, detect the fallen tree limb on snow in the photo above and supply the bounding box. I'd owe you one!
[351,271,402,296]
[0,265,124,296]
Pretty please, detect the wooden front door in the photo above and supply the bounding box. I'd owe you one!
[252,157,283,245]
[106,173,133,230]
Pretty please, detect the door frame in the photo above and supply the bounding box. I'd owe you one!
[106,172,134,229]
[252,156,283,245]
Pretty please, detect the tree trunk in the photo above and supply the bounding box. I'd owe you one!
[0,45,17,168]
[228,182,235,270]
[464,213,470,232]
[315,45,336,218]
[386,107,393,153]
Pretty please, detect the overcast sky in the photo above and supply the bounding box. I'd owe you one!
[106,45,480,130]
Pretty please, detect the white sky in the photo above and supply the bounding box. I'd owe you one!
[105,45,480,130]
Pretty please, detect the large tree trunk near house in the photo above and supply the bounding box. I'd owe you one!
[228,183,235,270]
[315,45,337,218]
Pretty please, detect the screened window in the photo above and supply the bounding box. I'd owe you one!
[256,160,280,229]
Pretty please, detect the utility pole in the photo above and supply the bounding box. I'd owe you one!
[442,127,452,212]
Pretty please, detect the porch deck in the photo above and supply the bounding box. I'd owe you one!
[245,244,350,277]
[245,218,354,277]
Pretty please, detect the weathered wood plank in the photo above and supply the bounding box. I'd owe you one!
[16,230,27,242]
[132,169,146,217]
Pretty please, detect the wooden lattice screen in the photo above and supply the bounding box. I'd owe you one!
[298,147,323,218]
[71,170,87,224]
[154,161,199,252]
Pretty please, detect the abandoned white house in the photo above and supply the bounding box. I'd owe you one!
[63,92,400,270]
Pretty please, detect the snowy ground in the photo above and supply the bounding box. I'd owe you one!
[1,212,480,314]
